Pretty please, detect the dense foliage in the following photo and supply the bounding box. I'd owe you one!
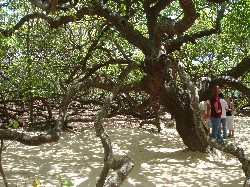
[0,0,249,186]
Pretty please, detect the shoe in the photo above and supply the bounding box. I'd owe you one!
[217,139,224,144]
[218,140,224,144]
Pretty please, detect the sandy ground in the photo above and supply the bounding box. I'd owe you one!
[1,116,250,187]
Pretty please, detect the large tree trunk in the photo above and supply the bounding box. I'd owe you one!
[160,90,209,152]
[156,57,250,179]
[145,56,209,152]
[175,109,208,152]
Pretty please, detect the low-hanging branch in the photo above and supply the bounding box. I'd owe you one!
[0,128,60,146]
[198,56,250,101]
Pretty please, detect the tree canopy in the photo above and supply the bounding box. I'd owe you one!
[0,0,249,186]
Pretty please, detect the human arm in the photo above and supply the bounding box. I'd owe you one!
[225,100,229,112]
[214,102,221,113]
[231,102,235,111]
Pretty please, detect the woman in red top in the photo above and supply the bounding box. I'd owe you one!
[210,86,223,143]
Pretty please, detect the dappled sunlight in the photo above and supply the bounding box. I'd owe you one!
[1,117,249,186]
[136,150,245,186]
[230,116,250,156]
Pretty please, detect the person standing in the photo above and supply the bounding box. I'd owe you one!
[218,93,229,139]
[199,101,206,120]
[226,97,235,138]
[199,100,211,133]
[210,86,223,143]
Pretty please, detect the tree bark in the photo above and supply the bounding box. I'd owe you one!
[94,63,136,186]
[143,56,209,152]
[0,139,9,187]
[0,93,10,124]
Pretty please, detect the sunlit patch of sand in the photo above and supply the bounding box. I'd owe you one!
[0,116,249,186]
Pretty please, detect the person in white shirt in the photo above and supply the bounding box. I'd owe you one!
[218,93,229,139]
[199,100,211,133]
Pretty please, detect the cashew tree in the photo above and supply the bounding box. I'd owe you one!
[0,0,250,186]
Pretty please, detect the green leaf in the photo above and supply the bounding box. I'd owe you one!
[121,3,126,15]
[32,179,41,187]
[62,179,74,186]
[13,120,19,128]
[56,175,62,182]
[5,124,12,129]
[56,175,74,186]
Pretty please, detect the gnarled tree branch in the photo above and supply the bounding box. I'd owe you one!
[94,62,137,186]
[0,13,52,37]
[0,128,60,146]
[225,56,250,79]
[198,56,250,101]
[170,0,197,36]
[164,4,225,53]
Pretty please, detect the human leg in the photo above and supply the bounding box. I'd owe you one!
[211,117,218,139]
[211,118,222,142]
[231,116,234,137]
[226,116,234,137]
[221,118,227,139]
[216,118,223,142]
[231,130,234,137]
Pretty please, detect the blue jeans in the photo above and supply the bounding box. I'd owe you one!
[221,118,227,138]
[211,117,223,142]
